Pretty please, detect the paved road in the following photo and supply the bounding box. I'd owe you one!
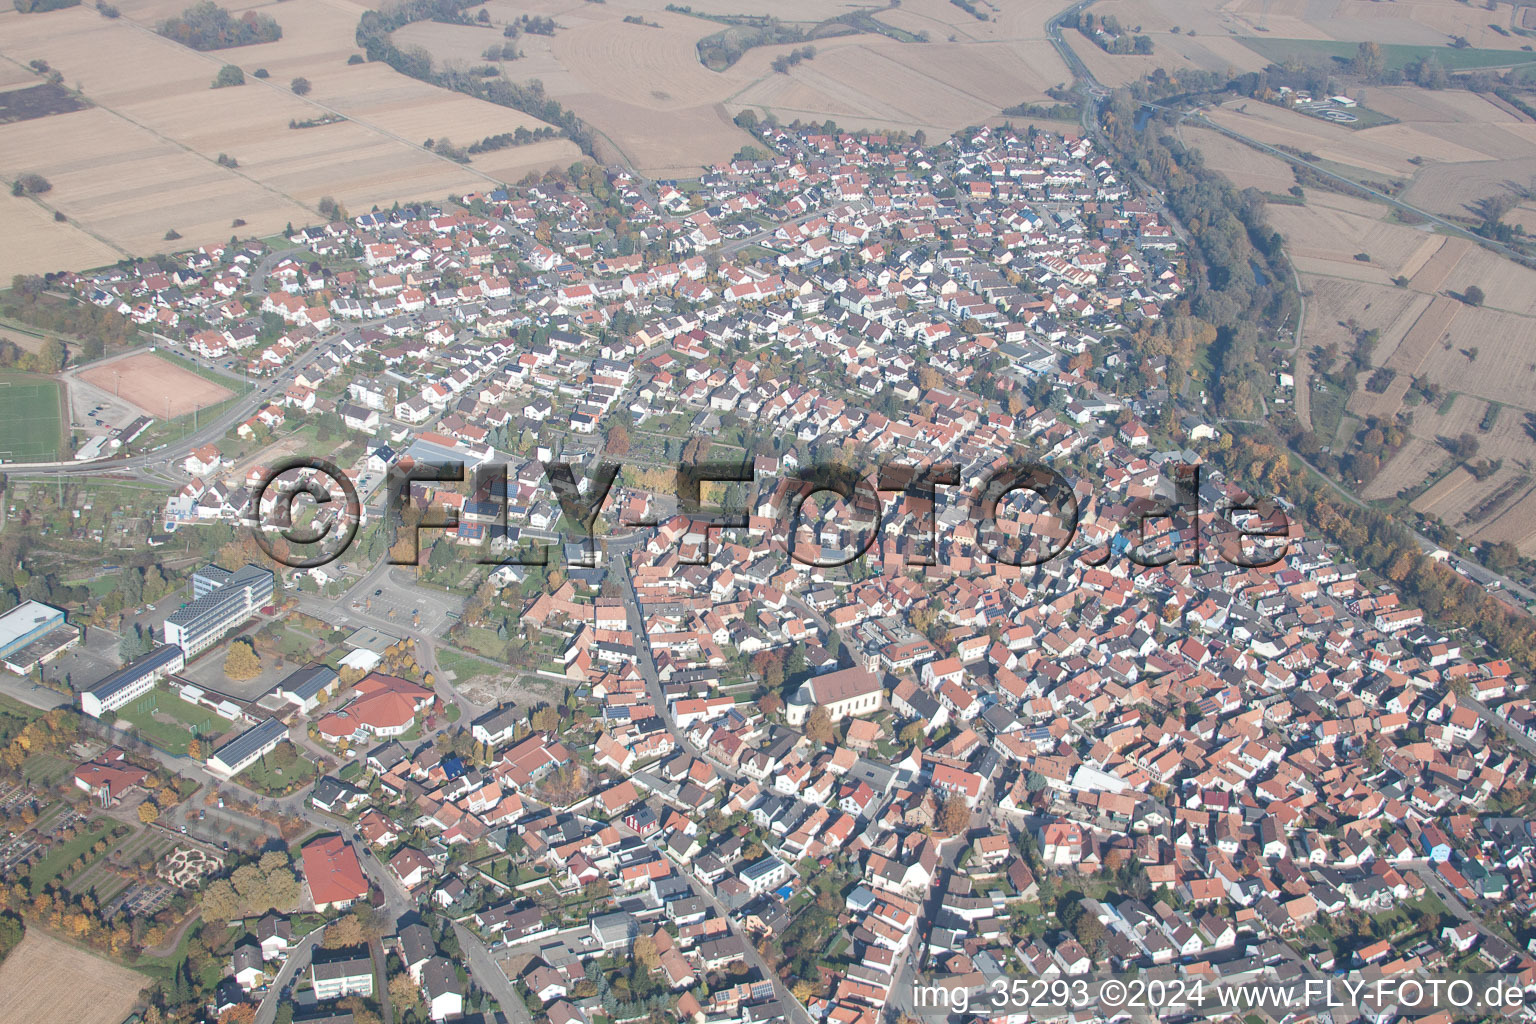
[0,675,69,710]
[455,922,535,1024]
[607,545,703,760]
[1464,694,1536,760]
[255,927,325,1024]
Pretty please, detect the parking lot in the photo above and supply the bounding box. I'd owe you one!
[41,625,121,694]
[347,571,462,636]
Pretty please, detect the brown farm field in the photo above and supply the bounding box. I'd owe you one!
[0,0,578,276]
[0,929,146,1024]
[1182,79,1536,549]
[80,352,234,419]
[392,0,1077,176]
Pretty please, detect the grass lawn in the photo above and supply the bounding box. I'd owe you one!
[21,751,72,786]
[240,752,317,796]
[438,645,499,685]
[28,818,113,895]
[1310,379,1348,445]
[1239,37,1536,72]
[0,373,64,462]
[113,692,229,755]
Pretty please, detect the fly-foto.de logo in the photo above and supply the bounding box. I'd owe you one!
[247,455,1290,572]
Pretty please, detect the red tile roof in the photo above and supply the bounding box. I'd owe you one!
[301,836,368,907]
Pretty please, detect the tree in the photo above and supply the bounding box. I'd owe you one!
[804,707,835,745]
[1351,41,1384,80]
[223,638,261,680]
[937,796,969,835]
[10,173,51,196]
[388,972,421,1012]
[604,421,631,456]
[138,802,159,824]
[322,911,367,949]
[290,76,311,95]
[211,64,244,88]
[899,722,925,746]
[1462,285,1485,306]
[633,934,660,970]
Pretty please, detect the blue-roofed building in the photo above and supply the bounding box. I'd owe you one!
[276,663,340,712]
[164,563,273,657]
[208,717,288,778]
[79,644,186,717]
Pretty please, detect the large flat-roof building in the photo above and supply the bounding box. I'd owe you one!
[0,600,75,674]
[163,564,273,657]
[207,716,287,778]
[79,644,186,717]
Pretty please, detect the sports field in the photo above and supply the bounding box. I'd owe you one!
[79,351,233,420]
[0,374,64,463]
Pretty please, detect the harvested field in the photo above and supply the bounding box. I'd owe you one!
[1347,294,1460,419]
[0,0,575,274]
[1361,436,1447,501]
[1264,192,1440,280]
[1181,127,1295,192]
[1187,63,1536,543]
[1413,465,1479,519]
[1400,157,1536,220]
[79,353,233,420]
[0,190,124,280]
[1408,303,1536,412]
[1427,242,1536,318]
[0,929,145,1024]
[1208,101,1481,179]
[1301,279,1426,368]
[391,0,1074,174]
[1474,485,1536,551]
[1407,236,1473,295]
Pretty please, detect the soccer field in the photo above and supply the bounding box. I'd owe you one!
[0,374,63,463]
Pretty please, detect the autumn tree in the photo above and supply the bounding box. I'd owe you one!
[937,796,969,835]
[804,707,835,745]
[322,911,367,949]
[223,638,261,680]
[388,972,421,1012]
[138,802,159,824]
[604,421,631,457]
[633,933,660,970]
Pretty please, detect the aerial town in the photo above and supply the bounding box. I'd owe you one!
[0,49,1535,1024]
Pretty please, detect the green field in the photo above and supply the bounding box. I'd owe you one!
[1239,37,1536,73]
[113,691,230,755]
[0,373,64,463]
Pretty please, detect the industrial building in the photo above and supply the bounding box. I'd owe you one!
[0,600,76,674]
